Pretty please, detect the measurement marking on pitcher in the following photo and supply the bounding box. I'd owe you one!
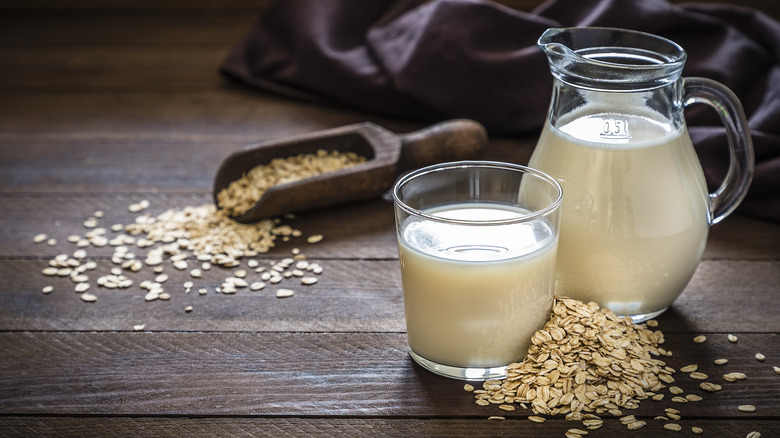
[600,118,631,139]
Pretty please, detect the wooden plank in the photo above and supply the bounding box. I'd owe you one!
[0,417,776,438]
[0,47,231,91]
[0,332,778,418]
[0,91,420,138]
[0,256,778,332]
[705,214,780,259]
[0,17,255,45]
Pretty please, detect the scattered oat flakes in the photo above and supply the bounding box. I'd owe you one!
[80,293,97,302]
[738,404,756,413]
[664,423,682,432]
[723,372,747,382]
[37,198,326,306]
[714,358,729,365]
[747,432,761,438]
[306,234,324,244]
[301,276,318,285]
[463,384,474,392]
[582,419,602,429]
[689,371,708,380]
[528,416,546,423]
[680,364,698,373]
[755,353,766,362]
[693,335,707,343]
[133,324,145,331]
[42,285,53,294]
[700,382,723,392]
[276,289,294,298]
[128,200,150,213]
[692,426,703,434]
[728,334,739,343]
[184,305,193,313]
[488,416,505,421]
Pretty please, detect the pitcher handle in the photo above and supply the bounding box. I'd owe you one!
[683,77,755,225]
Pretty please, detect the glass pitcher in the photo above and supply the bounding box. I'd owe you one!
[527,27,754,322]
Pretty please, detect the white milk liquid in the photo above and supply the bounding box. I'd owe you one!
[398,203,557,368]
[528,111,709,316]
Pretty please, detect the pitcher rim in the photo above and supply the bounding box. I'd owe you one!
[538,27,687,91]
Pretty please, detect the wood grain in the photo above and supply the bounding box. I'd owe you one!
[2,416,775,438]
[1,332,778,417]
[0,417,777,438]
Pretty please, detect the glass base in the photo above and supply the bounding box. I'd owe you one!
[625,307,668,324]
[409,349,508,381]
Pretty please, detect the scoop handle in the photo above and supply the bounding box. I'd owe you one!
[398,119,488,171]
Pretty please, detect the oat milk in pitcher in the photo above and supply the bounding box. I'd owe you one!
[529,27,754,321]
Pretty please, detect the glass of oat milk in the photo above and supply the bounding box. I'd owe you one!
[393,161,562,380]
[529,27,754,322]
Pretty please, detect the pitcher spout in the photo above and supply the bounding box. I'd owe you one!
[537,27,687,92]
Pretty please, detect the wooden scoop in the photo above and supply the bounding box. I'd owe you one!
[213,119,488,223]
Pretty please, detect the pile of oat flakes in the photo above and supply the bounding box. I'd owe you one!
[216,149,366,217]
[466,297,774,438]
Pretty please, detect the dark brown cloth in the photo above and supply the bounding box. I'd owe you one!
[220,0,780,222]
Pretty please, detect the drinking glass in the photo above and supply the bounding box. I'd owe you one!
[393,161,562,380]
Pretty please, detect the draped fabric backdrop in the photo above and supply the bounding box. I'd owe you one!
[220,0,780,222]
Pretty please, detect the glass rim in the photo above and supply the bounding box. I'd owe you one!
[392,160,563,226]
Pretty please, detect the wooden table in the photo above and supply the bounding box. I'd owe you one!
[2,2,779,436]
